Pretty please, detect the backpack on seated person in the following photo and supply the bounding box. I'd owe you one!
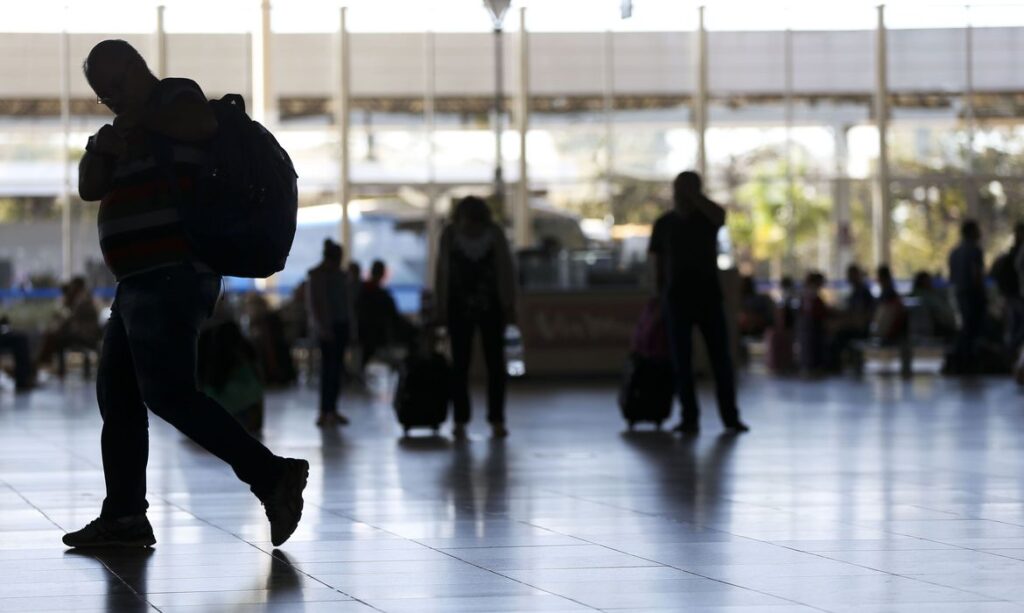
[172,94,299,279]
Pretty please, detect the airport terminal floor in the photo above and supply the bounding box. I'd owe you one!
[2,373,1024,612]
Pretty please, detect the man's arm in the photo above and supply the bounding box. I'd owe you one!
[649,252,665,295]
[647,218,665,294]
[693,195,726,227]
[78,152,115,201]
[78,125,124,201]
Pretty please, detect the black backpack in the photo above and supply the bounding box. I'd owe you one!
[173,94,298,279]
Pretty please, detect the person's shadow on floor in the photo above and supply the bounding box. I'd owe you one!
[64,546,154,613]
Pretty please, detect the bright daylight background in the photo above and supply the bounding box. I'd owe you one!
[2,0,1023,300]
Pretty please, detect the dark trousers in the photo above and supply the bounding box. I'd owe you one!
[1004,295,1024,352]
[97,265,281,518]
[663,299,740,427]
[318,324,349,415]
[954,291,987,361]
[0,331,33,389]
[449,309,506,425]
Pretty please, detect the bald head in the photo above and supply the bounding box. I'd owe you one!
[84,40,155,115]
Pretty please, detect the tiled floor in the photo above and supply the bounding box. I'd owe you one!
[2,372,1024,612]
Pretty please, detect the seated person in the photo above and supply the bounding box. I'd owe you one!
[0,315,35,392]
[798,271,831,374]
[827,264,876,371]
[738,275,775,338]
[910,271,957,339]
[357,260,415,369]
[246,293,297,387]
[35,277,101,375]
[872,265,907,344]
[766,276,799,372]
[198,319,264,435]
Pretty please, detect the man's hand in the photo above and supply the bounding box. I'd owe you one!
[90,124,126,157]
[79,127,120,201]
[112,111,143,136]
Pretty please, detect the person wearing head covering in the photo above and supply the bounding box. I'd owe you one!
[435,196,517,439]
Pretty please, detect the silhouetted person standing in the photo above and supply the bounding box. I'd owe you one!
[993,222,1024,351]
[65,40,308,549]
[649,172,748,435]
[307,239,354,427]
[949,219,987,367]
[436,196,516,440]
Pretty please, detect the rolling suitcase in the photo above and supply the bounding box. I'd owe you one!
[619,299,674,430]
[393,350,450,435]
[619,354,674,430]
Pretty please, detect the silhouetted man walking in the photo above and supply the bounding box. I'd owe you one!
[648,171,749,435]
[64,40,308,549]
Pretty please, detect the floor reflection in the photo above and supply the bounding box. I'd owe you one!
[64,547,154,613]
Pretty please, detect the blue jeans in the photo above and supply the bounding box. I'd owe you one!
[97,264,281,518]
[663,299,741,427]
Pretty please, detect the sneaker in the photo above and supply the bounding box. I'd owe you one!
[673,422,700,436]
[62,515,156,548]
[315,412,350,427]
[724,421,750,434]
[490,422,509,439]
[260,458,310,547]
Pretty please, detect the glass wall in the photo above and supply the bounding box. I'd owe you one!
[4,1,1024,294]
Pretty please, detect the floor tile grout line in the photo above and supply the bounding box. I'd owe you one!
[153,494,386,613]
[755,534,1022,606]
[305,499,604,612]
[550,485,1024,606]
[537,490,1023,608]
[516,519,835,613]
[0,481,154,612]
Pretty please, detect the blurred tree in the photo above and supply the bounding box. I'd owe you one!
[724,145,830,277]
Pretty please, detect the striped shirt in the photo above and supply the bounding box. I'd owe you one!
[97,78,208,281]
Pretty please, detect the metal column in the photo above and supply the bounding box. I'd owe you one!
[872,4,892,268]
[964,9,978,222]
[252,0,274,126]
[336,7,352,259]
[832,124,852,280]
[694,6,708,177]
[59,25,72,279]
[783,26,795,270]
[424,30,438,287]
[155,5,167,78]
[493,25,506,215]
[514,8,530,249]
[603,29,616,212]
